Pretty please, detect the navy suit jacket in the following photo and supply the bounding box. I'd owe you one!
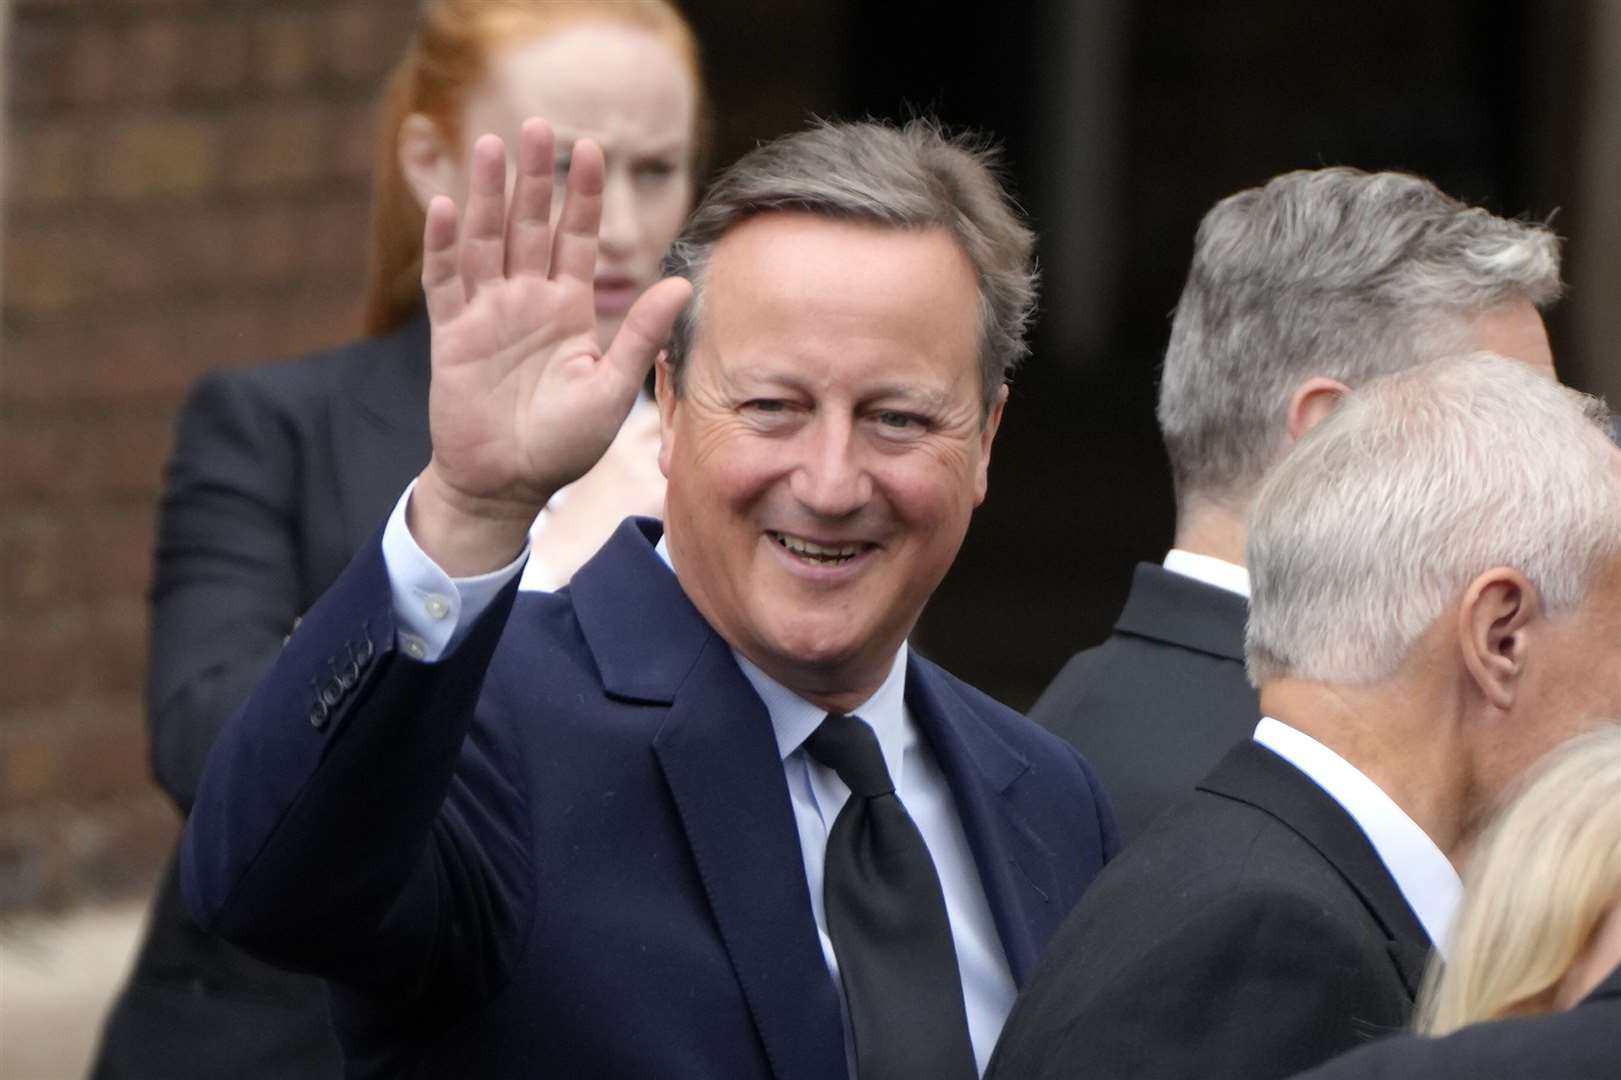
[182,518,1118,1078]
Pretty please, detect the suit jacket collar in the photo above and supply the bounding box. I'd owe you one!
[1199,740,1434,996]
[568,520,1065,1071]
[573,519,846,1079]
[340,308,431,433]
[332,311,432,548]
[1115,561,1248,662]
[905,660,1060,984]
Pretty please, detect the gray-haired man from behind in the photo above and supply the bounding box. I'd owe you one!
[990,353,1621,1080]
[1030,167,1564,842]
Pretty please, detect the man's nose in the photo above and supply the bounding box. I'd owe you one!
[790,420,872,518]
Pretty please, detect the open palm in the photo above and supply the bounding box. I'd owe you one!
[419,119,691,532]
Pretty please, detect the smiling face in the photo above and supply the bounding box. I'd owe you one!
[452,21,696,348]
[657,212,1003,711]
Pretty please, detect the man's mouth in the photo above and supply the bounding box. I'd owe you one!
[768,531,869,566]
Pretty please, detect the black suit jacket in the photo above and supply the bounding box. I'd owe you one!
[1290,965,1621,1080]
[986,740,1432,1080]
[93,315,430,1079]
[1030,562,1258,842]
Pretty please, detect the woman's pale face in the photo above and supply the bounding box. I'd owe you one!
[456,22,697,349]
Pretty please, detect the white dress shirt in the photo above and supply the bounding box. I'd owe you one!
[1253,717,1462,956]
[379,487,1016,1075]
[1163,548,1251,598]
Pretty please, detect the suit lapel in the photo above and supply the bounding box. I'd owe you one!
[572,525,847,1080]
[905,659,1059,985]
[332,312,432,549]
[1200,741,1434,996]
[1115,562,1248,662]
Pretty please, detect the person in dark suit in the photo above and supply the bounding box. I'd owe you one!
[988,354,1621,1080]
[1292,726,1621,1080]
[179,118,1118,1078]
[1031,169,1566,843]
[92,3,706,1075]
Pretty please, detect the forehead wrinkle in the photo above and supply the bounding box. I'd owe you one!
[717,365,957,409]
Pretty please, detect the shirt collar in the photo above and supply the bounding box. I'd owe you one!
[1253,717,1462,956]
[655,535,913,785]
[1164,549,1251,598]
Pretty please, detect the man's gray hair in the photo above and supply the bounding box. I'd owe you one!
[660,118,1038,409]
[1246,353,1620,686]
[1159,167,1563,510]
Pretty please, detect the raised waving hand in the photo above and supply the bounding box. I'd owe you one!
[410,119,692,574]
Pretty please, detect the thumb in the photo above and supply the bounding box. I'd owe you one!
[603,276,694,388]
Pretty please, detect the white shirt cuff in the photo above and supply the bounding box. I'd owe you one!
[381,480,529,662]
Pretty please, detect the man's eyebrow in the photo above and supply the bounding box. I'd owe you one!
[864,384,953,411]
[728,370,953,410]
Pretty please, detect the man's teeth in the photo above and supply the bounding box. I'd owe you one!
[772,533,861,562]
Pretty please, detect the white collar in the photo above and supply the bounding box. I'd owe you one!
[1164,549,1251,598]
[1253,717,1461,956]
[655,535,912,784]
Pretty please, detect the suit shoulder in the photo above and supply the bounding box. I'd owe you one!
[1078,790,1373,926]
[1294,997,1621,1080]
[917,655,1080,767]
[196,334,393,413]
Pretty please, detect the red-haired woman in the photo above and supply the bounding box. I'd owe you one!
[93,4,705,1075]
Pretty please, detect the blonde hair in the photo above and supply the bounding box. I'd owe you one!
[1416,724,1621,1033]
[362,0,707,336]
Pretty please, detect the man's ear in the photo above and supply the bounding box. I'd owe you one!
[655,352,677,478]
[1287,377,1352,443]
[1458,568,1539,711]
[974,383,1009,506]
[397,113,459,211]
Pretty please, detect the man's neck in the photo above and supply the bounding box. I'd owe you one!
[1259,678,1474,867]
[1172,499,1249,567]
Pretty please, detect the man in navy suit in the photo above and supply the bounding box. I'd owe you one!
[180,118,1117,1078]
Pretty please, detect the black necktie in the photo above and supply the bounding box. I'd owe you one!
[803,712,977,1080]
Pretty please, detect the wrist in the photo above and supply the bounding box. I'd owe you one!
[409,463,548,576]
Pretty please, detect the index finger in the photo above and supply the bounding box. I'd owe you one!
[549,138,605,286]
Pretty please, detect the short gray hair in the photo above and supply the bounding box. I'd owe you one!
[1246,353,1620,686]
[660,118,1038,409]
[1159,167,1563,510]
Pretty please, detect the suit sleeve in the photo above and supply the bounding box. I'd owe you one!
[989,889,1410,1080]
[180,534,531,1017]
[146,371,308,812]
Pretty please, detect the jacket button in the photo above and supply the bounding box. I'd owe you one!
[309,700,329,729]
[320,682,343,709]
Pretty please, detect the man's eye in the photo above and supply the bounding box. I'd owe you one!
[743,399,787,414]
[877,411,924,430]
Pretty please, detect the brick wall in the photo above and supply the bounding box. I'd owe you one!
[0,0,846,915]
[1,0,418,911]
